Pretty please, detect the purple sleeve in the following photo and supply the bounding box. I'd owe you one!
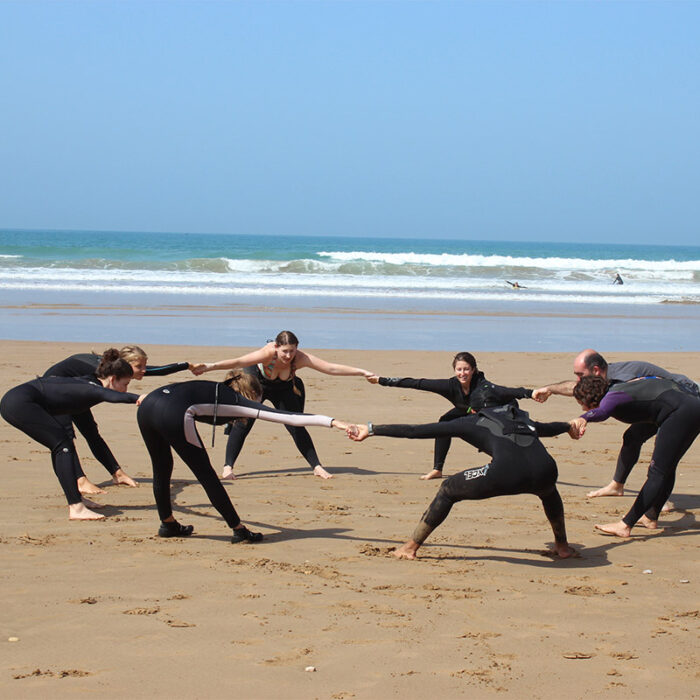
[580,391,631,422]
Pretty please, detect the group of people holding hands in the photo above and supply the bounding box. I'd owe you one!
[2,332,698,560]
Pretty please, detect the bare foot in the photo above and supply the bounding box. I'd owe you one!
[81,497,105,509]
[638,515,658,530]
[392,540,420,560]
[419,469,443,481]
[586,480,624,498]
[661,501,673,513]
[313,465,333,479]
[112,468,138,487]
[77,476,106,495]
[68,502,105,520]
[221,466,237,481]
[552,542,576,559]
[594,521,631,538]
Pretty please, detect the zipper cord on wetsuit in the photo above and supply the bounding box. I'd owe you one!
[211,382,220,448]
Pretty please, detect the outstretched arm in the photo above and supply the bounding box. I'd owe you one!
[532,380,577,402]
[347,417,480,442]
[144,361,191,377]
[298,351,373,377]
[191,344,273,375]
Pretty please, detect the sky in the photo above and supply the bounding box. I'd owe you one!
[1,1,699,245]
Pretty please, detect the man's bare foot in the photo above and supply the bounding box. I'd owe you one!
[313,465,333,479]
[594,521,631,538]
[221,466,237,481]
[586,480,624,498]
[77,476,106,495]
[638,515,658,530]
[419,469,443,481]
[81,497,105,509]
[68,502,105,520]
[112,468,138,487]
[552,542,576,558]
[661,501,673,513]
[392,540,420,560]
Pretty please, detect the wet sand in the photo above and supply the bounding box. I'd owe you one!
[1,342,698,698]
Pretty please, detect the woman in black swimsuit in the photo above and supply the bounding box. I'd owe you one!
[368,352,534,480]
[1,349,145,520]
[192,331,373,480]
[137,372,348,542]
[43,345,192,491]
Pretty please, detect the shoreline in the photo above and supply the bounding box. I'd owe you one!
[1,293,699,351]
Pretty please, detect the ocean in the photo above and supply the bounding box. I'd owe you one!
[1,228,699,351]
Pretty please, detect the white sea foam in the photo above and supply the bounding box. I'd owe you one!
[317,250,700,272]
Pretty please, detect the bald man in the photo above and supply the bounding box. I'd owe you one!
[533,349,698,500]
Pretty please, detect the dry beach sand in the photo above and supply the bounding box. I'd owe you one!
[1,342,698,698]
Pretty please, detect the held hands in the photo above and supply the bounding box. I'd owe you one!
[346,424,370,441]
[331,419,351,431]
[567,417,587,439]
[136,393,148,406]
[190,363,210,376]
[365,374,380,384]
[532,387,551,403]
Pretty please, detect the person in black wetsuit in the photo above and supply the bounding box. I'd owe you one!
[368,352,534,480]
[191,330,373,480]
[572,375,700,538]
[136,373,349,542]
[1,350,145,521]
[43,345,192,490]
[346,405,580,560]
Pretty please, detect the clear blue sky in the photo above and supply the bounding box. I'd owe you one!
[1,1,699,244]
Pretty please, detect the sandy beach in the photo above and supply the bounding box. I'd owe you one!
[1,341,698,698]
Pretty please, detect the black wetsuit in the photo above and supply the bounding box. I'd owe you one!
[137,380,333,529]
[604,362,699,485]
[377,372,532,472]
[581,378,700,525]
[0,377,139,504]
[224,365,319,470]
[372,405,571,546]
[43,353,189,477]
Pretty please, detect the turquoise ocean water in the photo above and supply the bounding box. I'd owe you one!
[1,229,699,351]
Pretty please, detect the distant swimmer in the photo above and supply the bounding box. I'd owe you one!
[613,273,624,285]
[506,280,527,289]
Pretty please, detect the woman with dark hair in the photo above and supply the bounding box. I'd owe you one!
[367,352,534,479]
[191,331,372,480]
[1,350,146,520]
[42,345,193,491]
[572,375,700,538]
[345,405,580,560]
[137,372,349,542]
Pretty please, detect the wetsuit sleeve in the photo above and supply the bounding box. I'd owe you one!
[377,377,453,400]
[373,418,479,441]
[531,421,571,438]
[144,362,190,377]
[92,386,141,404]
[580,391,631,422]
[183,393,333,447]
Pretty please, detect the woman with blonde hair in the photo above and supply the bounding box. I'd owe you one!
[42,346,192,491]
[137,372,349,542]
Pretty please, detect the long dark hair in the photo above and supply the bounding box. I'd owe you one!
[452,351,477,371]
